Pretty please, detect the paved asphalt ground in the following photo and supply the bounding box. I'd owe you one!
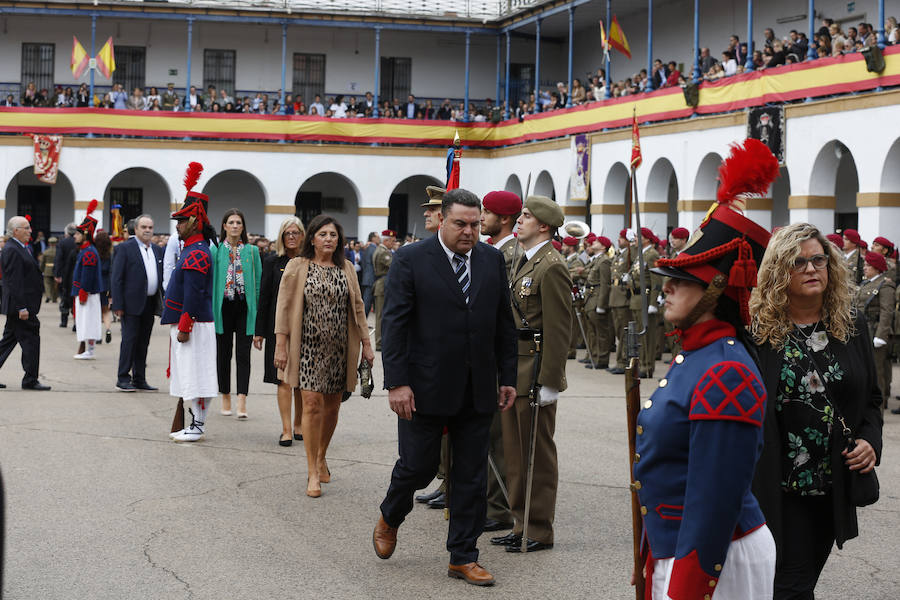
[0,310,898,599]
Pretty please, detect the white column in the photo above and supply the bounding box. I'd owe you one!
[358,213,389,240]
[788,196,835,234]
[590,210,624,238]
[265,208,295,240]
[857,193,900,243]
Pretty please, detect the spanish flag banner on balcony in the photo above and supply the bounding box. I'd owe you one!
[96,37,116,79]
[71,36,89,79]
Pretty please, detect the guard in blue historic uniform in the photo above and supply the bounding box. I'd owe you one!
[632,139,778,599]
[163,162,218,442]
[71,199,105,360]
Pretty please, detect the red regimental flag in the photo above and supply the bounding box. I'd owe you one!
[31,134,63,184]
[630,112,642,169]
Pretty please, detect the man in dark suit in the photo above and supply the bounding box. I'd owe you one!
[372,189,517,587]
[111,214,163,392]
[0,216,50,390]
[53,223,77,328]
[360,232,378,315]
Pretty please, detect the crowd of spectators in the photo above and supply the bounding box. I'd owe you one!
[3,15,898,120]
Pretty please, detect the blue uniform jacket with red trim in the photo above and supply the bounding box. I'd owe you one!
[71,243,105,298]
[161,234,213,333]
[632,319,767,600]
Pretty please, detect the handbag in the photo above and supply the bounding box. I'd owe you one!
[809,360,880,507]
[358,359,374,399]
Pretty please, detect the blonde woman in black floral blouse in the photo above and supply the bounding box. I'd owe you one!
[750,223,883,599]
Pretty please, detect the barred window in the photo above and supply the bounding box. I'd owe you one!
[21,43,55,98]
[292,53,325,106]
[112,46,147,95]
[380,57,411,104]
[203,49,236,97]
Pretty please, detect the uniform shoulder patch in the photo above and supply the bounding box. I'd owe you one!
[690,360,765,427]
[81,249,98,266]
[183,248,211,273]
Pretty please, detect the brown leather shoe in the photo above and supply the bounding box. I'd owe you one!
[447,562,495,586]
[372,516,398,559]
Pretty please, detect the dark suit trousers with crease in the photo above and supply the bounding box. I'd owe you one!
[0,313,40,385]
[380,380,493,566]
[117,298,156,384]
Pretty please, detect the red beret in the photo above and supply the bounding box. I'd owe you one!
[865,250,888,273]
[619,229,629,238]
[597,235,612,248]
[843,229,861,246]
[381,229,396,238]
[483,191,522,216]
[826,234,844,250]
[562,236,579,247]
[859,239,868,250]
[640,227,655,242]
[551,239,562,251]
[671,227,690,240]
[873,236,894,252]
[585,233,597,244]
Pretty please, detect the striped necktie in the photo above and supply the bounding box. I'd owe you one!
[453,253,470,304]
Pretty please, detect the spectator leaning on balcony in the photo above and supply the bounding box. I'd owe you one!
[887,17,899,44]
[859,22,877,47]
[2,95,16,107]
[202,85,217,109]
[218,88,233,108]
[76,83,90,107]
[763,27,777,50]
[570,78,586,104]
[403,94,418,119]
[146,87,161,109]
[109,83,128,109]
[729,34,746,64]
[184,85,202,111]
[699,47,717,75]
[721,50,738,76]
[162,83,177,110]
[663,61,681,87]
[128,87,146,111]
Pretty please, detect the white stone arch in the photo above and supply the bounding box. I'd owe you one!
[5,167,76,235]
[692,152,722,200]
[202,170,268,237]
[102,167,171,233]
[295,172,361,240]
[771,166,791,228]
[389,174,443,239]
[880,137,900,193]
[809,140,858,231]
[645,158,678,235]
[534,170,555,200]
[505,174,523,198]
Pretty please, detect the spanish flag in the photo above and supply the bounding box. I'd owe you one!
[96,37,116,79]
[608,16,632,60]
[446,130,461,191]
[630,109,642,169]
[71,36,89,79]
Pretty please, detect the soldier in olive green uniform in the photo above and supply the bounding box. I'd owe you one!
[629,228,662,377]
[492,195,572,553]
[563,239,584,360]
[842,229,865,285]
[373,229,396,351]
[608,229,634,375]
[858,251,896,411]
[40,236,59,302]
[583,235,612,369]
[481,190,524,530]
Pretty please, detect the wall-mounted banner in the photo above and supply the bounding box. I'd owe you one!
[569,133,591,202]
[31,134,62,184]
[747,106,785,164]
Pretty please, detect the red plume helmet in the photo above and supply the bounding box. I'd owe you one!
[24,214,31,222]
[183,162,203,193]
[85,198,98,217]
[76,198,100,240]
[716,138,779,207]
[173,161,210,227]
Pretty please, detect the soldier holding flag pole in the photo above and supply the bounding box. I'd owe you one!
[626,134,778,599]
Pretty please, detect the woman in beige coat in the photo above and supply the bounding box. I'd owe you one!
[274,215,374,497]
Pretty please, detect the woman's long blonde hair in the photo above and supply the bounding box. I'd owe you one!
[274,216,305,257]
[749,222,855,349]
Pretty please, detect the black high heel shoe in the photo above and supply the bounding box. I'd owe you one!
[279,434,293,447]
[294,433,303,441]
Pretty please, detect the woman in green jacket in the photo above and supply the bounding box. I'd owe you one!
[213,209,262,418]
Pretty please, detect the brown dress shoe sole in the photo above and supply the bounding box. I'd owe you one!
[448,567,495,586]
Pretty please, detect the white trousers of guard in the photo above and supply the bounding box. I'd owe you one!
[74,293,102,341]
[652,525,776,600]
[168,322,218,400]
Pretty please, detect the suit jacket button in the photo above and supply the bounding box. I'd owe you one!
[640,506,648,516]
[633,453,640,463]
[658,378,667,388]
[636,425,643,435]
[714,564,722,572]
[674,354,684,364]
[643,400,652,409]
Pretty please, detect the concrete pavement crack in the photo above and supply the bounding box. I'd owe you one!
[142,528,193,599]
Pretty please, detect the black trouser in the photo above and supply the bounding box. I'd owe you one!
[774,493,835,599]
[0,312,40,386]
[216,298,251,395]
[380,391,492,566]
[117,298,156,385]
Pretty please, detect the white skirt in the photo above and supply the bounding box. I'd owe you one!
[651,525,776,600]
[168,322,219,399]
[74,293,102,341]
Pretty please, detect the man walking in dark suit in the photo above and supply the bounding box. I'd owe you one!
[111,214,163,392]
[372,189,517,586]
[53,223,77,328]
[360,232,378,316]
[0,216,50,390]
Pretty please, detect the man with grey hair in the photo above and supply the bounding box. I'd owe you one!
[0,216,50,389]
[111,214,163,391]
[53,222,78,328]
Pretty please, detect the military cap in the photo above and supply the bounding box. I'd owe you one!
[671,227,690,240]
[551,239,562,251]
[381,229,397,238]
[585,232,597,244]
[421,185,445,208]
[865,250,888,273]
[597,235,612,248]
[843,229,862,246]
[483,190,522,216]
[873,236,894,252]
[562,236,578,247]
[525,195,564,228]
[826,233,844,250]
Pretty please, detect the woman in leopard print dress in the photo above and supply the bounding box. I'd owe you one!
[274,215,375,498]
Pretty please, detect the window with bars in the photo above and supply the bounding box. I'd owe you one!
[112,46,147,95]
[379,57,411,105]
[21,43,55,100]
[203,49,236,97]
[109,188,143,225]
[292,53,325,106]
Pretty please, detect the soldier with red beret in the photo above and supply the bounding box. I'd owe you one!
[583,234,612,369]
[826,233,844,251]
[857,251,896,412]
[842,229,865,284]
